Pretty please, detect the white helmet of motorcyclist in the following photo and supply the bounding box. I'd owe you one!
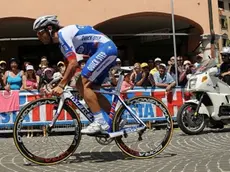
[220,47,230,55]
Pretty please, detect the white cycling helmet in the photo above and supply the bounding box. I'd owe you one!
[220,47,230,55]
[33,15,59,31]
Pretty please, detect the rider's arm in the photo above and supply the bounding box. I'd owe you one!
[58,59,78,88]
[57,27,82,88]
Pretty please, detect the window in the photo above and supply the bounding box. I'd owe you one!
[218,0,224,9]
[220,16,228,29]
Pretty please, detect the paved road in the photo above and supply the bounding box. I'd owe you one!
[0,128,230,172]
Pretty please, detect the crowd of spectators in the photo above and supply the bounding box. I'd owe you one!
[0,53,228,94]
[113,54,210,93]
[0,55,89,94]
[0,56,56,92]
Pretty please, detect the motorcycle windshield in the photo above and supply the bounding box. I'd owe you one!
[194,58,217,74]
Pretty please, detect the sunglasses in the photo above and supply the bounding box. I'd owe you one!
[37,29,46,35]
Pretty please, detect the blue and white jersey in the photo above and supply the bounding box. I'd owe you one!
[58,25,111,60]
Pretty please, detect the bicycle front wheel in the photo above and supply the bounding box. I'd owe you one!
[13,98,81,165]
[113,96,173,159]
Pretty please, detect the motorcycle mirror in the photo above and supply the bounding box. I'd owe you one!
[187,74,192,80]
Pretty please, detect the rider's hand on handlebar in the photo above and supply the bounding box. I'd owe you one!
[52,85,64,96]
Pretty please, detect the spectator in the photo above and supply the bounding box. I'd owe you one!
[116,58,122,68]
[0,61,7,90]
[148,59,154,70]
[153,63,176,92]
[177,56,184,73]
[22,65,40,91]
[168,56,184,81]
[179,60,193,86]
[130,63,142,84]
[37,56,55,85]
[107,58,122,86]
[22,61,31,71]
[0,60,7,74]
[52,64,58,72]
[3,58,24,91]
[167,56,175,74]
[121,71,134,93]
[37,56,53,76]
[150,57,162,76]
[132,62,151,87]
[168,56,175,66]
[194,53,203,69]
[53,61,66,79]
[23,64,39,138]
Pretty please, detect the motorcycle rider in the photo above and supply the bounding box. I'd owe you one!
[220,47,230,86]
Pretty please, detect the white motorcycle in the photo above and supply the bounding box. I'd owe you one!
[177,59,230,135]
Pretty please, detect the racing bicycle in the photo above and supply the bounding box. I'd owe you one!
[13,68,173,165]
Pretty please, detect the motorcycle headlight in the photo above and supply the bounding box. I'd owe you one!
[201,76,207,82]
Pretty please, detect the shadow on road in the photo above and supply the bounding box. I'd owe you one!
[68,151,177,163]
[23,151,177,166]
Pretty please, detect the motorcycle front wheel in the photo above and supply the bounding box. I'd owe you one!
[177,103,205,135]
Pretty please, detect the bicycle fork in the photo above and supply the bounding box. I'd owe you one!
[48,95,65,130]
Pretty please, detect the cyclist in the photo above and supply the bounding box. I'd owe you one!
[33,15,118,134]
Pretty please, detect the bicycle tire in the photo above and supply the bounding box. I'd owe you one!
[113,96,173,159]
[13,98,81,165]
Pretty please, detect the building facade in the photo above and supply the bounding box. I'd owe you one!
[0,0,224,65]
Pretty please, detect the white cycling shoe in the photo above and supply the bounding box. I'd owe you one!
[81,119,110,134]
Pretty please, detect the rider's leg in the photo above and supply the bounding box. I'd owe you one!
[80,76,111,133]
[75,77,111,113]
[81,76,101,113]
[79,42,117,134]
[95,92,111,114]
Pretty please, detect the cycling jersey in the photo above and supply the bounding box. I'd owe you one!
[58,25,118,84]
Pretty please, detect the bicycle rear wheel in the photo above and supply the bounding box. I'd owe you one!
[113,96,173,158]
[13,98,81,165]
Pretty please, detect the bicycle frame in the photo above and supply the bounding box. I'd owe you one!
[49,70,147,138]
